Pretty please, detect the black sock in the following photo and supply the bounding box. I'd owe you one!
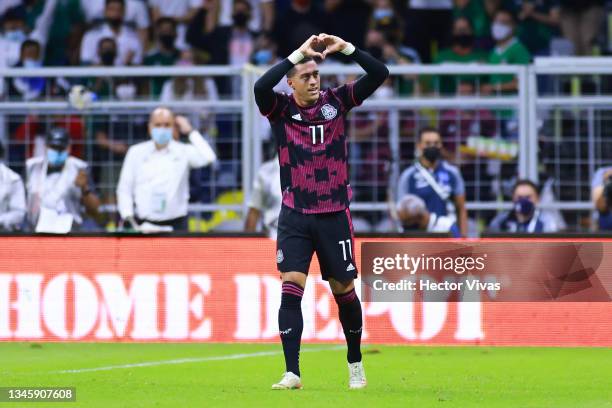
[334,288,363,364]
[278,281,304,377]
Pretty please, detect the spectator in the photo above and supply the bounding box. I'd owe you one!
[42,0,86,66]
[453,0,491,46]
[482,8,531,95]
[488,179,559,233]
[79,0,143,66]
[8,39,46,101]
[323,0,370,50]
[0,7,26,73]
[515,0,560,56]
[396,127,468,236]
[187,0,257,96]
[0,140,26,231]
[558,0,604,56]
[144,17,181,98]
[160,49,219,103]
[591,166,612,230]
[244,155,281,239]
[150,0,200,49]
[218,0,275,34]
[401,0,454,63]
[396,193,461,236]
[79,0,150,47]
[86,37,137,100]
[272,0,324,58]
[26,128,100,232]
[116,108,217,232]
[433,16,488,95]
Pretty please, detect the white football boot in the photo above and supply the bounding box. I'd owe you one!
[271,372,303,390]
[348,361,367,389]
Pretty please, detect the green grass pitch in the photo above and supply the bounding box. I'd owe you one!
[1,343,611,407]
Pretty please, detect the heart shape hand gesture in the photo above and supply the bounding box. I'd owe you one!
[297,33,349,60]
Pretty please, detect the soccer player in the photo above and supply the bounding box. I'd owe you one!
[254,33,389,390]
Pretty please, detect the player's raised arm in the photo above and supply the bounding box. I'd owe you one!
[319,33,390,103]
[253,35,325,115]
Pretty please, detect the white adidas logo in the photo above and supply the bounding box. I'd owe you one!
[291,113,302,121]
[346,263,355,272]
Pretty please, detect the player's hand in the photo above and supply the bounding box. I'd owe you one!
[175,115,193,134]
[297,35,326,60]
[318,33,348,59]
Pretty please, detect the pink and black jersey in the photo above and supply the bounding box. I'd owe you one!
[259,83,362,214]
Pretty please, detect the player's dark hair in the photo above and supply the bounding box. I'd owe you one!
[418,126,441,142]
[286,56,319,78]
[512,179,539,197]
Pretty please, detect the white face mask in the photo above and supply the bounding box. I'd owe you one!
[491,22,512,41]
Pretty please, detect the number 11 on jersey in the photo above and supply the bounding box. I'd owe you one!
[309,125,324,144]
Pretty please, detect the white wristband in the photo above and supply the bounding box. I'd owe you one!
[341,43,356,56]
[288,50,304,65]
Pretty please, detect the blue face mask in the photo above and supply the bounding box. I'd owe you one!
[47,148,68,167]
[151,127,172,145]
[23,58,41,68]
[373,8,393,21]
[5,30,26,43]
[514,197,535,218]
[253,49,273,65]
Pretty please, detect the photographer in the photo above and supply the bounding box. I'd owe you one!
[591,167,612,230]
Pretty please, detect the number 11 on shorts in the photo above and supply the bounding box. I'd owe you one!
[338,239,352,261]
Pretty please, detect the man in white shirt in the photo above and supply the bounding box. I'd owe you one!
[80,0,150,47]
[26,128,101,233]
[244,156,281,239]
[79,0,143,65]
[0,140,26,231]
[117,108,217,231]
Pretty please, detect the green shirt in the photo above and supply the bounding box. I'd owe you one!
[433,48,488,94]
[143,50,180,98]
[488,39,531,87]
[453,0,489,39]
[516,1,560,54]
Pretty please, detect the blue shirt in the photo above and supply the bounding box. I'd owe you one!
[397,160,465,218]
[592,166,612,230]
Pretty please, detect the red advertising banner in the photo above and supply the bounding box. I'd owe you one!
[0,237,610,346]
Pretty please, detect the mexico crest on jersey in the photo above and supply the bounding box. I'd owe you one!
[321,103,337,120]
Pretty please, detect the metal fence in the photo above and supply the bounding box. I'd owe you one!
[0,60,608,233]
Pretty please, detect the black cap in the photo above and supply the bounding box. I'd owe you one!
[46,128,70,149]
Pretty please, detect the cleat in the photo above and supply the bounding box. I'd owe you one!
[348,361,367,389]
[271,372,303,390]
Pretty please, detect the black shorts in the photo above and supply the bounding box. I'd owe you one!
[276,205,358,282]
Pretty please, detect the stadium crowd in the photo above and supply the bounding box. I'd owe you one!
[1,0,612,235]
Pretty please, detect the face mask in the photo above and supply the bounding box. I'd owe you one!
[159,34,176,49]
[151,127,172,146]
[452,33,474,48]
[232,12,249,28]
[253,49,273,65]
[107,17,122,29]
[422,146,441,162]
[514,197,535,217]
[491,22,512,41]
[47,148,68,167]
[5,30,26,42]
[373,8,393,21]
[100,50,116,66]
[23,58,41,68]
